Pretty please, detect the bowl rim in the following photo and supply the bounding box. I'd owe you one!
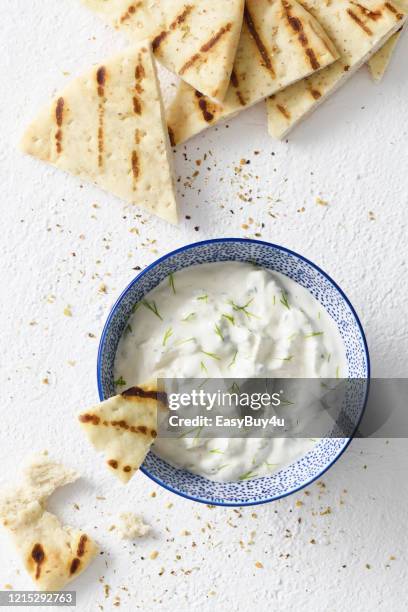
[97,237,371,506]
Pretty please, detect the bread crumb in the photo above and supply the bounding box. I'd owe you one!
[150,551,159,560]
[118,513,150,540]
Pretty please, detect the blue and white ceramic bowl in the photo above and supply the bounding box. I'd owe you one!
[97,238,370,506]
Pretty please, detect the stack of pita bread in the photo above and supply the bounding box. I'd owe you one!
[21,1,406,222]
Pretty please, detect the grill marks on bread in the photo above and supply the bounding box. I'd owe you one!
[96,66,107,169]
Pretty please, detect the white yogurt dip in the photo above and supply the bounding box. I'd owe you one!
[114,262,347,482]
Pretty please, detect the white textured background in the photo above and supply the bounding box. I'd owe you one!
[1,2,407,610]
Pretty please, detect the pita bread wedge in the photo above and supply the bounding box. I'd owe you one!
[81,0,245,102]
[21,44,178,224]
[0,457,97,591]
[166,0,339,145]
[267,1,407,139]
[78,384,166,483]
[368,0,408,80]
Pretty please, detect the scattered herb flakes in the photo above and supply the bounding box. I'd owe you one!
[229,298,257,319]
[197,294,208,302]
[320,507,332,516]
[229,350,238,368]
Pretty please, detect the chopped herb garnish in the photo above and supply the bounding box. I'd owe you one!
[273,355,294,362]
[222,313,235,325]
[280,398,295,407]
[229,350,238,368]
[229,382,240,393]
[182,312,196,322]
[114,376,127,387]
[209,449,224,455]
[176,337,195,346]
[200,361,208,374]
[131,302,140,314]
[142,299,163,320]
[125,323,133,335]
[228,298,258,319]
[168,273,176,294]
[162,327,173,346]
[197,294,208,302]
[336,366,340,379]
[304,331,324,338]
[239,470,258,481]
[273,295,276,306]
[201,350,221,361]
[280,291,290,310]
[214,324,224,341]
[264,462,278,469]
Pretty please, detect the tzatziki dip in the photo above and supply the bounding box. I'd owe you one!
[114,262,347,482]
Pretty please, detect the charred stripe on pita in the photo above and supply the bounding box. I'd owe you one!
[131,150,140,188]
[282,1,320,70]
[119,2,143,24]
[31,543,45,580]
[179,23,233,75]
[168,126,176,147]
[346,9,373,34]
[230,70,246,106]
[277,105,291,120]
[350,2,382,20]
[55,97,65,154]
[244,7,275,77]
[79,413,100,425]
[70,558,81,575]
[77,534,88,558]
[96,66,107,169]
[122,386,167,403]
[384,2,403,18]
[194,90,215,123]
[309,88,321,100]
[152,5,194,52]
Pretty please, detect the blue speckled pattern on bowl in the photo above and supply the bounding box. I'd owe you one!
[97,239,370,506]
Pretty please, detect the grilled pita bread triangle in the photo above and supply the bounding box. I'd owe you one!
[21,44,178,224]
[78,384,166,484]
[368,0,407,80]
[166,0,339,145]
[267,1,407,139]
[82,0,245,101]
[0,458,97,591]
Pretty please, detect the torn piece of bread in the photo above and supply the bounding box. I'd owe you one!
[78,384,167,484]
[0,457,97,591]
[267,0,407,139]
[81,0,245,102]
[118,513,150,540]
[21,43,178,224]
[166,0,339,144]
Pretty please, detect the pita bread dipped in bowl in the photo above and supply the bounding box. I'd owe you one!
[96,239,370,506]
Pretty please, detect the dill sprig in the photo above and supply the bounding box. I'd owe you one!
[228,298,258,319]
[142,299,163,320]
[222,313,235,325]
[201,350,221,361]
[162,327,173,346]
[304,331,324,338]
[182,312,196,322]
[239,470,258,481]
[168,273,176,294]
[214,324,224,341]
[114,376,127,387]
[197,294,208,302]
[229,350,238,368]
[280,290,290,310]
